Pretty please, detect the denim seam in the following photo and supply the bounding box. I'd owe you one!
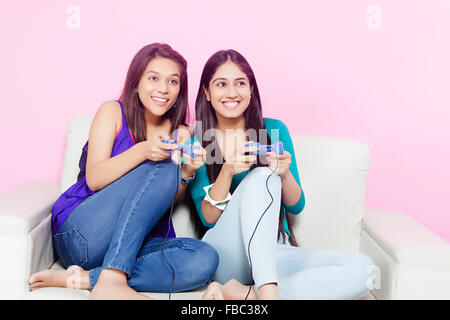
[136,245,184,262]
[70,228,88,267]
[72,228,88,267]
[101,263,133,277]
[54,228,88,267]
[88,270,98,291]
[106,165,157,271]
[55,233,71,267]
[53,235,65,266]
[142,238,186,250]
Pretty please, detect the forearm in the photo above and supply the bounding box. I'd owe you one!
[280,170,302,207]
[174,184,187,202]
[86,142,146,192]
[173,165,196,202]
[201,165,233,224]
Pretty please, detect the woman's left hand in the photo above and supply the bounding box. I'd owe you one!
[267,149,291,178]
[180,141,206,178]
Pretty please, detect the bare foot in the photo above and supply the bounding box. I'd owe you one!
[257,283,280,300]
[202,282,225,300]
[89,269,152,300]
[223,279,257,300]
[202,279,257,300]
[29,265,89,291]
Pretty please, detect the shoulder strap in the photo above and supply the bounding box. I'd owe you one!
[117,100,128,130]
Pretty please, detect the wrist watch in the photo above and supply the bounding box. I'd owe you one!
[181,172,195,185]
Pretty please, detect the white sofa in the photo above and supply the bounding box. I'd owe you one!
[1,116,449,300]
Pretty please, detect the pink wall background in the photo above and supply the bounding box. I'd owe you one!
[1,0,449,242]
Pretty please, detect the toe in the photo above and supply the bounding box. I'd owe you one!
[28,275,36,285]
[28,271,45,285]
[30,282,43,291]
[202,282,224,300]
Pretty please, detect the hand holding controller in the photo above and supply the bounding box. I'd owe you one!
[244,141,284,155]
[161,139,200,158]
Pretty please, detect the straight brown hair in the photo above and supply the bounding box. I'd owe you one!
[194,49,298,246]
[119,43,189,142]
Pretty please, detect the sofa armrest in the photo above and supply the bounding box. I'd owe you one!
[363,209,450,266]
[0,181,60,234]
[0,181,60,299]
[360,208,450,299]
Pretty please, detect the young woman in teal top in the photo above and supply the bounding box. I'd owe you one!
[187,117,304,239]
[185,49,375,300]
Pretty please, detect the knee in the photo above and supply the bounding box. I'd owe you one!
[354,254,376,280]
[245,167,281,187]
[132,160,156,176]
[251,166,276,177]
[197,241,220,280]
[346,253,377,297]
[183,239,219,284]
[157,161,181,185]
[138,160,179,190]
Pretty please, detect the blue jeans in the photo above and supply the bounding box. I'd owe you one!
[202,167,375,299]
[54,159,219,292]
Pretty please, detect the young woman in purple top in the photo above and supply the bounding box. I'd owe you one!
[28,43,218,299]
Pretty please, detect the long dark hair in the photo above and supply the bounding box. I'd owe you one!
[119,43,189,143]
[194,49,298,246]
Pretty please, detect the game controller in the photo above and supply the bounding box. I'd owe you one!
[161,139,199,158]
[245,141,284,155]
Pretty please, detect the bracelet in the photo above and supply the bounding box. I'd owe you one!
[181,171,195,185]
[203,184,232,211]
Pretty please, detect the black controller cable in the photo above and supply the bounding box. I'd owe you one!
[244,149,279,300]
[161,143,182,300]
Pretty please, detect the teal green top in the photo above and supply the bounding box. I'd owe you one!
[184,118,305,237]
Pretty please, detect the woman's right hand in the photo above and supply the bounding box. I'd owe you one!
[222,141,258,176]
[182,141,206,173]
[139,134,178,162]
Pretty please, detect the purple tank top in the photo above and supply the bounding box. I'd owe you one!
[51,100,176,239]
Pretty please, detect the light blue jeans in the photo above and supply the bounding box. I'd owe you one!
[202,167,375,299]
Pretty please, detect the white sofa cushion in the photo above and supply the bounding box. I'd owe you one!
[289,135,370,252]
[60,116,93,194]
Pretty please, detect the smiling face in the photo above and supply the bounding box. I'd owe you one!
[204,60,252,121]
[137,56,181,119]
